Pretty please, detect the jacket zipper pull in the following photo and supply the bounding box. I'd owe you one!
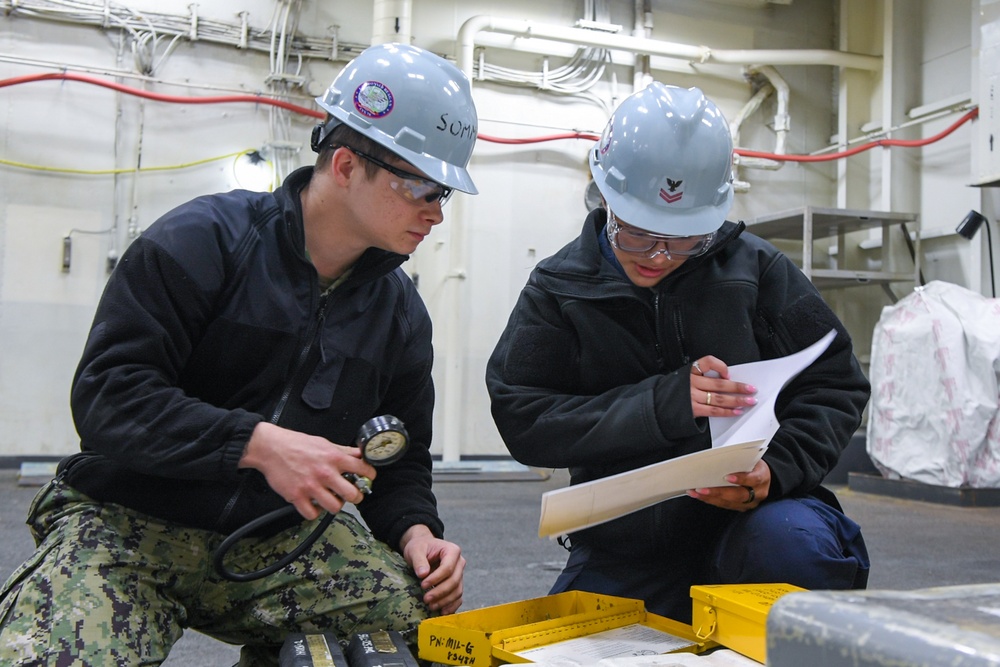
[652,293,666,370]
[317,295,329,363]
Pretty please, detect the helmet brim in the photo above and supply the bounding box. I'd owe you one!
[320,110,479,195]
[590,148,732,236]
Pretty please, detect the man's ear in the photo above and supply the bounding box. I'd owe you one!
[328,146,358,186]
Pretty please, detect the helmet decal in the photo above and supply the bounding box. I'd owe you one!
[659,178,684,204]
[354,81,394,119]
[598,120,614,156]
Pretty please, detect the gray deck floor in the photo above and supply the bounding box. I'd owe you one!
[2,467,999,665]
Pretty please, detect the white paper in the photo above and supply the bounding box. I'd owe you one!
[524,649,761,667]
[537,330,836,539]
[709,329,836,447]
[514,623,696,663]
[538,441,766,538]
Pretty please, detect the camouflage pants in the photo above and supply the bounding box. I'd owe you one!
[0,478,432,666]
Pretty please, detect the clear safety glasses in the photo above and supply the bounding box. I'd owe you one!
[606,209,714,260]
[346,147,454,205]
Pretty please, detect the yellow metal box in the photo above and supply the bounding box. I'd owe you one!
[419,591,712,667]
[690,583,807,664]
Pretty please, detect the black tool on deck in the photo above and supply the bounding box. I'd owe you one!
[279,632,350,667]
[346,630,419,667]
[279,630,419,667]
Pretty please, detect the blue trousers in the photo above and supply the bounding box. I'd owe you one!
[549,497,870,624]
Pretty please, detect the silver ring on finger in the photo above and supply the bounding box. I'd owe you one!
[742,485,755,504]
[692,360,703,375]
[706,391,713,406]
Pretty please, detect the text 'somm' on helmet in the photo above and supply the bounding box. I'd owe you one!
[589,82,734,236]
[312,42,479,194]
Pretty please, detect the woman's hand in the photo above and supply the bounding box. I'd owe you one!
[689,355,758,418]
[687,459,771,511]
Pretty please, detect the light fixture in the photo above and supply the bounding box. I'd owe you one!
[955,210,996,298]
[233,149,274,192]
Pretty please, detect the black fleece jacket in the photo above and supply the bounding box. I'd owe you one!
[61,166,443,550]
[486,208,870,551]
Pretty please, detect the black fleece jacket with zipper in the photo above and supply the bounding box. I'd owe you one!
[60,166,443,550]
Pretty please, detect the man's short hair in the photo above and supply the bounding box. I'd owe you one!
[316,122,398,178]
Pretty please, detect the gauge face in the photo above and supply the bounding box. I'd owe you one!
[364,431,408,463]
[356,415,409,465]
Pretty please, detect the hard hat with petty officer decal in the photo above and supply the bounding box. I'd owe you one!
[590,82,734,236]
[312,43,479,194]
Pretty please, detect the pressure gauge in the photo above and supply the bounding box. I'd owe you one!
[214,413,412,582]
[356,415,409,465]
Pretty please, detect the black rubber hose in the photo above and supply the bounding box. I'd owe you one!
[213,506,334,582]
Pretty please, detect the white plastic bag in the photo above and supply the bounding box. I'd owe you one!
[867,281,1000,487]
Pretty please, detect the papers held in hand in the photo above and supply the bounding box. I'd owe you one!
[537,330,836,539]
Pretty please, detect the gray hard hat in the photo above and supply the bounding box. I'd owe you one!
[313,43,479,194]
[590,82,734,235]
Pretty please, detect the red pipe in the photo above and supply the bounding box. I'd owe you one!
[734,107,979,162]
[0,71,324,118]
[477,132,600,144]
[0,72,978,160]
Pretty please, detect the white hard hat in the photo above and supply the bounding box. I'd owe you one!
[590,82,734,235]
[312,43,479,194]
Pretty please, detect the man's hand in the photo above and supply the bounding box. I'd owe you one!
[239,421,376,520]
[686,458,771,511]
[400,524,466,615]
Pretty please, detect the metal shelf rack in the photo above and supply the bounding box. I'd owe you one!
[745,206,921,293]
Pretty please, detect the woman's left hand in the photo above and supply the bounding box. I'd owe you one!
[686,459,771,511]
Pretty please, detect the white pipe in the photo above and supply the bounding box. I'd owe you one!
[708,49,879,69]
[632,0,651,91]
[457,15,881,80]
[372,0,412,45]
[731,84,773,150]
[439,198,468,464]
[731,83,776,186]
[470,32,748,83]
[755,65,790,156]
[733,64,792,174]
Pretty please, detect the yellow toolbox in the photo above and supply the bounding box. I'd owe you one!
[690,583,807,664]
[418,591,713,667]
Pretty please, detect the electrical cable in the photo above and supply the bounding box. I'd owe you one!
[0,149,255,174]
[470,0,613,110]
[899,223,927,287]
[3,0,365,62]
[982,220,996,299]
